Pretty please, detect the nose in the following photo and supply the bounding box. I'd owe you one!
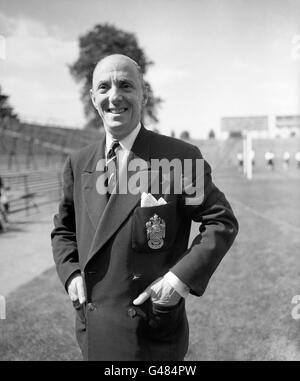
[109,85,123,104]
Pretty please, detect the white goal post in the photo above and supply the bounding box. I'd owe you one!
[243,131,253,180]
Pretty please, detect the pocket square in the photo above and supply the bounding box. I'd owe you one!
[141,192,167,207]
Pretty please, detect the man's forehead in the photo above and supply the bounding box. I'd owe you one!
[95,68,136,80]
[93,57,139,81]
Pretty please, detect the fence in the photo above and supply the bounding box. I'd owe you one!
[2,169,63,215]
[0,118,103,172]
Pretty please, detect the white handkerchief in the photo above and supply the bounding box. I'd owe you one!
[141,192,167,207]
[141,192,157,207]
[157,197,167,205]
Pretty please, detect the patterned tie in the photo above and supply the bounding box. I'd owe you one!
[106,140,120,196]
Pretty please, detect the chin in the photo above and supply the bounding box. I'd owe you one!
[107,121,128,130]
[106,123,128,137]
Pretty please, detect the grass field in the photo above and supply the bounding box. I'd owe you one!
[0,165,300,360]
[186,167,300,360]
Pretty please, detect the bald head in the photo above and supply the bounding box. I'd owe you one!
[92,54,144,92]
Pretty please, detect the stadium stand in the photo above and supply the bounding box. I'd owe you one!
[191,137,300,171]
[0,119,103,214]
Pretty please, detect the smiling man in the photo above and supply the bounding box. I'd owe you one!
[90,54,146,140]
[51,54,238,361]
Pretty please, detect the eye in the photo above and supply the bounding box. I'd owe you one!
[97,83,108,91]
[120,81,132,89]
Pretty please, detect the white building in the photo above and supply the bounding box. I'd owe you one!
[220,115,300,139]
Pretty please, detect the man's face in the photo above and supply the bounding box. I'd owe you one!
[90,55,146,140]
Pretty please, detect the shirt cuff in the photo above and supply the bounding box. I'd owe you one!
[163,271,190,298]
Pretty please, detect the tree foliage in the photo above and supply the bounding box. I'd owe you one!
[0,86,18,120]
[180,130,190,140]
[69,23,162,129]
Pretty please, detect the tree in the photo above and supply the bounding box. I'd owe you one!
[180,130,190,140]
[0,86,18,120]
[69,23,162,129]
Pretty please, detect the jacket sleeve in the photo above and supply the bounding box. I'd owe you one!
[170,145,239,296]
[51,156,81,290]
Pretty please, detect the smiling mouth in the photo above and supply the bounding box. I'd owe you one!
[107,108,127,114]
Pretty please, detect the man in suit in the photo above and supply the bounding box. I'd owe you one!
[51,54,238,361]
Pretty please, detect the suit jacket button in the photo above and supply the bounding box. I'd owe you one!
[128,307,137,318]
[87,303,96,312]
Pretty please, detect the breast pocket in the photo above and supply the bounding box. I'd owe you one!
[132,202,177,253]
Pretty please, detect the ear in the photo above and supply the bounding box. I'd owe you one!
[142,84,148,107]
[90,89,96,108]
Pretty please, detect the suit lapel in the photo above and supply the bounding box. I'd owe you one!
[81,136,107,230]
[85,126,154,267]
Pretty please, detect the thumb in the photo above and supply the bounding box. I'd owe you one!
[68,279,78,302]
[133,287,151,306]
[68,288,78,302]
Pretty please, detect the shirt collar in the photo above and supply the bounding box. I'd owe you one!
[105,122,141,153]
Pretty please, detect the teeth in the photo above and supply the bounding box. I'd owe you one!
[109,108,126,114]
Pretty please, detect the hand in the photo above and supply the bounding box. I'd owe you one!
[133,276,181,307]
[67,275,86,305]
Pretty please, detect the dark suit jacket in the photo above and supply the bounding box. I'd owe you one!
[51,126,238,360]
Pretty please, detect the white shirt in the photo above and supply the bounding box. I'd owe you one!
[105,123,141,167]
[105,123,190,299]
[265,152,274,160]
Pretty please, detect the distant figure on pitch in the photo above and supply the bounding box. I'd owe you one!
[283,152,290,170]
[250,149,255,167]
[265,151,275,171]
[295,151,300,169]
[237,152,243,171]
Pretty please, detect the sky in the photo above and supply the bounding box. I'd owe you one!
[0,0,299,138]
